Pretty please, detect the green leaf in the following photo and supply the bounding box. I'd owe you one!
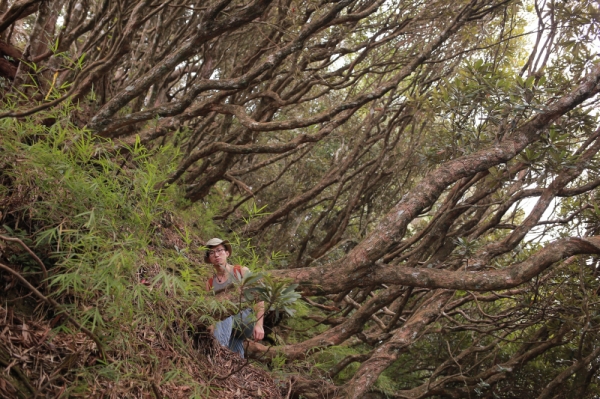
[282,284,299,295]
[525,75,535,89]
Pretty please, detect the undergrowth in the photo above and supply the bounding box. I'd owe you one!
[0,107,275,397]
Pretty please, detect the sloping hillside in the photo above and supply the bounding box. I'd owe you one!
[0,117,286,398]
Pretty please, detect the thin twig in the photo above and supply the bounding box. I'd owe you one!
[301,296,340,312]
[0,262,106,361]
[286,378,294,399]
[0,235,48,282]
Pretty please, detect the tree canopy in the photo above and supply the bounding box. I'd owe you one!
[2,0,600,397]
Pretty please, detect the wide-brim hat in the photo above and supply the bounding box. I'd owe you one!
[204,238,232,262]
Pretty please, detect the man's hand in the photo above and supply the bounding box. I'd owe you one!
[253,323,264,341]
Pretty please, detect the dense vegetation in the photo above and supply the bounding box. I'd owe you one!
[2,0,600,397]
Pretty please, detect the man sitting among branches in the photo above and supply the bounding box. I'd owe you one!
[205,237,265,358]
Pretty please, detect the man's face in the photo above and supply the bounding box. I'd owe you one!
[208,244,229,266]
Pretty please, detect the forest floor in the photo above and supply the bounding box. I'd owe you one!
[0,300,285,398]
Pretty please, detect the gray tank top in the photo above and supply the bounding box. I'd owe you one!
[211,266,242,291]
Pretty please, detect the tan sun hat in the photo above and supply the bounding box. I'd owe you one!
[203,238,232,262]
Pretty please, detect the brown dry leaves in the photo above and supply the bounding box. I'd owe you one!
[0,303,284,398]
[0,304,97,398]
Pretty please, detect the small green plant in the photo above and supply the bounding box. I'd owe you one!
[242,200,270,224]
[241,273,301,318]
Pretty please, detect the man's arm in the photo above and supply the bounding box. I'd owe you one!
[253,300,265,341]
